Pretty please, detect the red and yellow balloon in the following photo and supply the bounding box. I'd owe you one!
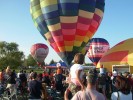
[97,38,133,73]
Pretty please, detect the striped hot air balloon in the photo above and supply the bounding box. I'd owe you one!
[87,38,110,65]
[97,38,133,73]
[30,0,105,66]
[30,43,49,67]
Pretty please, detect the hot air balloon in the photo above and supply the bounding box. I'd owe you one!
[30,0,105,66]
[81,41,90,56]
[30,43,49,67]
[87,38,110,65]
[97,38,133,73]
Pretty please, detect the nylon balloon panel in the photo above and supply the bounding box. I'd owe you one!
[30,0,105,66]
[97,38,133,73]
[81,0,105,46]
[30,43,49,63]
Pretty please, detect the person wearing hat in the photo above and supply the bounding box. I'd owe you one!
[111,70,118,92]
[65,68,105,100]
[54,63,64,93]
[56,63,62,74]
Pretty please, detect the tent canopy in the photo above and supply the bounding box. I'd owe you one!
[45,61,67,69]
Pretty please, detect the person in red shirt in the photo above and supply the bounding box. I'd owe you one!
[42,71,51,86]
[0,69,5,84]
[42,71,49,77]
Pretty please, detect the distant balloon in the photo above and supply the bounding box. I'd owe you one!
[87,38,110,65]
[30,43,49,66]
[30,0,105,66]
[97,38,133,72]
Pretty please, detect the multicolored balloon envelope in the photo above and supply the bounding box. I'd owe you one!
[81,42,90,55]
[97,38,133,72]
[30,0,105,66]
[30,43,49,65]
[87,38,110,65]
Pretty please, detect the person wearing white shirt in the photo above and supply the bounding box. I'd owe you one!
[111,76,132,100]
[64,53,85,99]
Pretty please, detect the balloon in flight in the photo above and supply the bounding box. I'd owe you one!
[30,43,49,66]
[87,38,110,65]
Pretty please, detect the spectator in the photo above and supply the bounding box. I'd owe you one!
[56,63,63,74]
[6,68,17,95]
[41,77,48,100]
[111,71,118,92]
[19,70,27,88]
[42,71,49,78]
[17,70,22,79]
[54,66,64,92]
[105,72,112,98]
[37,73,43,82]
[28,72,42,100]
[27,70,34,82]
[65,53,85,97]
[0,69,5,84]
[111,76,132,100]
[42,71,51,86]
[97,73,106,96]
[65,68,105,100]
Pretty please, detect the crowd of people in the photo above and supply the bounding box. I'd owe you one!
[0,53,133,100]
[0,65,69,100]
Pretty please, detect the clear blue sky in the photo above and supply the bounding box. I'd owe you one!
[0,0,133,64]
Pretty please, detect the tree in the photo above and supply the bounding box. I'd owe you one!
[26,54,37,67]
[0,41,7,58]
[49,59,55,65]
[0,41,24,69]
[85,63,94,66]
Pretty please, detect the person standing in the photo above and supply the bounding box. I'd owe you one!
[19,70,27,88]
[111,76,132,100]
[54,67,64,92]
[0,69,5,84]
[28,72,42,100]
[65,53,85,98]
[97,73,106,96]
[65,68,105,100]
[6,67,17,96]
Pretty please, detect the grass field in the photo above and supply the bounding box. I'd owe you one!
[14,68,44,74]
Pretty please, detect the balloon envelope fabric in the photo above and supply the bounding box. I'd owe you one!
[30,0,105,66]
[81,41,90,56]
[87,38,110,65]
[30,43,49,64]
[97,38,133,72]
